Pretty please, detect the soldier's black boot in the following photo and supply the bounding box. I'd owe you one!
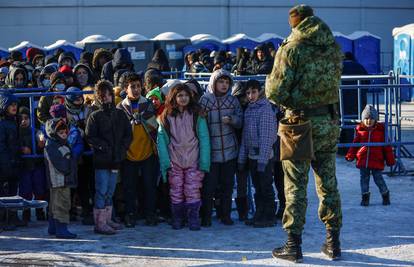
[272,233,303,263]
[321,229,341,260]
[361,192,370,206]
[382,191,390,205]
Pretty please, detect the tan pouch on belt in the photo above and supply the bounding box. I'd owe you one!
[278,117,314,160]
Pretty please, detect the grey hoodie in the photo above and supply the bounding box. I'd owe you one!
[199,69,243,163]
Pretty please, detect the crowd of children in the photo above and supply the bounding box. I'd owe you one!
[0,47,395,238]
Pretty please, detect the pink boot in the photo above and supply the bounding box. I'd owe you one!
[105,206,123,230]
[93,208,116,235]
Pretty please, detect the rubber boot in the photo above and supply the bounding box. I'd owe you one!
[235,197,248,221]
[382,191,390,205]
[361,192,370,206]
[254,200,277,228]
[36,208,46,221]
[171,203,185,230]
[321,229,341,260]
[272,233,303,263]
[186,201,201,231]
[124,212,136,228]
[105,206,123,230]
[55,219,77,239]
[93,208,115,235]
[220,197,234,225]
[48,215,56,235]
[201,198,213,227]
[245,195,263,226]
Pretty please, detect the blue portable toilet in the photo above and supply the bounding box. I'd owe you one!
[223,33,260,53]
[349,31,381,74]
[393,23,414,101]
[333,32,353,54]
[44,40,84,61]
[153,32,191,71]
[8,41,45,60]
[116,33,155,72]
[0,47,9,60]
[186,34,227,54]
[255,33,284,50]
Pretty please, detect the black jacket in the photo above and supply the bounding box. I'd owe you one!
[85,102,132,169]
[101,49,134,83]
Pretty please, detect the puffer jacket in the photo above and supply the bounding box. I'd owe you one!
[266,16,343,109]
[85,101,132,170]
[199,69,243,162]
[346,122,395,170]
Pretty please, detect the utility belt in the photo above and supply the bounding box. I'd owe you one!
[287,104,339,120]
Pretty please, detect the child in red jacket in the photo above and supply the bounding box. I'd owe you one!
[346,105,395,206]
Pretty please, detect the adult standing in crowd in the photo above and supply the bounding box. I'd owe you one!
[266,4,343,263]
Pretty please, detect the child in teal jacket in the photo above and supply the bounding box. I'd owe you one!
[157,82,210,231]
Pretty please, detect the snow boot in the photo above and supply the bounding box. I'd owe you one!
[124,213,136,228]
[272,233,303,263]
[254,200,277,228]
[94,208,115,235]
[321,229,341,260]
[36,208,46,221]
[48,215,56,235]
[201,198,213,227]
[245,195,263,226]
[55,219,77,239]
[235,197,249,221]
[382,191,390,205]
[361,192,370,206]
[220,197,234,225]
[105,206,123,230]
[187,201,201,231]
[171,203,185,230]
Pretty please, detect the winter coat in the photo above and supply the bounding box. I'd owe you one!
[157,113,210,182]
[44,119,77,188]
[85,102,132,170]
[199,69,243,163]
[245,45,273,75]
[19,126,44,170]
[0,117,20,180]
[37,94,65,124]
[92,48,113,80]
[346,122,395,170]
[266,15,343,109]
[101,49,134,83]
[238,97,277,172]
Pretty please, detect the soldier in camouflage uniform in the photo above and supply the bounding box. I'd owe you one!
[265,5,343,263]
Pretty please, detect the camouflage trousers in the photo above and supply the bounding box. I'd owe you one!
[282,115,342,234]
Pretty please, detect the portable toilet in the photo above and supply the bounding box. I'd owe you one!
[255,33,284,50]
[152,32,191,71]
[77,35,119,54]
[349,31,381,74]
[184,34,227,54]
[116,33,154,72]
[393,23,414,101]
[333,32,353,54]
[223,33,260,53]
[0,47,9,60]
[8,41,45,60]
[44,40,83,61]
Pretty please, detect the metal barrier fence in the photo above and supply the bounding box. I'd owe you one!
[2,72,413,176]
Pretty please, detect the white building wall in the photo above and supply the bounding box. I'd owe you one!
[0,0,413,71]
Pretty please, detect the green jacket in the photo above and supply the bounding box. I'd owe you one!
[265,16,343,110]
[157,115,211,182]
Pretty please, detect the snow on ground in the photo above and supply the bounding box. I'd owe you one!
[0,155,413,267]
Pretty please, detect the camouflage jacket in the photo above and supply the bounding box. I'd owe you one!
[265,16,343,110]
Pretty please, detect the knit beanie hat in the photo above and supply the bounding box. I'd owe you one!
[146,87,164,103]
[0,92,18,115]
[65,87,82,103]
[49,104,67,119]
[361,104,378,120]
[18,106,30,116]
